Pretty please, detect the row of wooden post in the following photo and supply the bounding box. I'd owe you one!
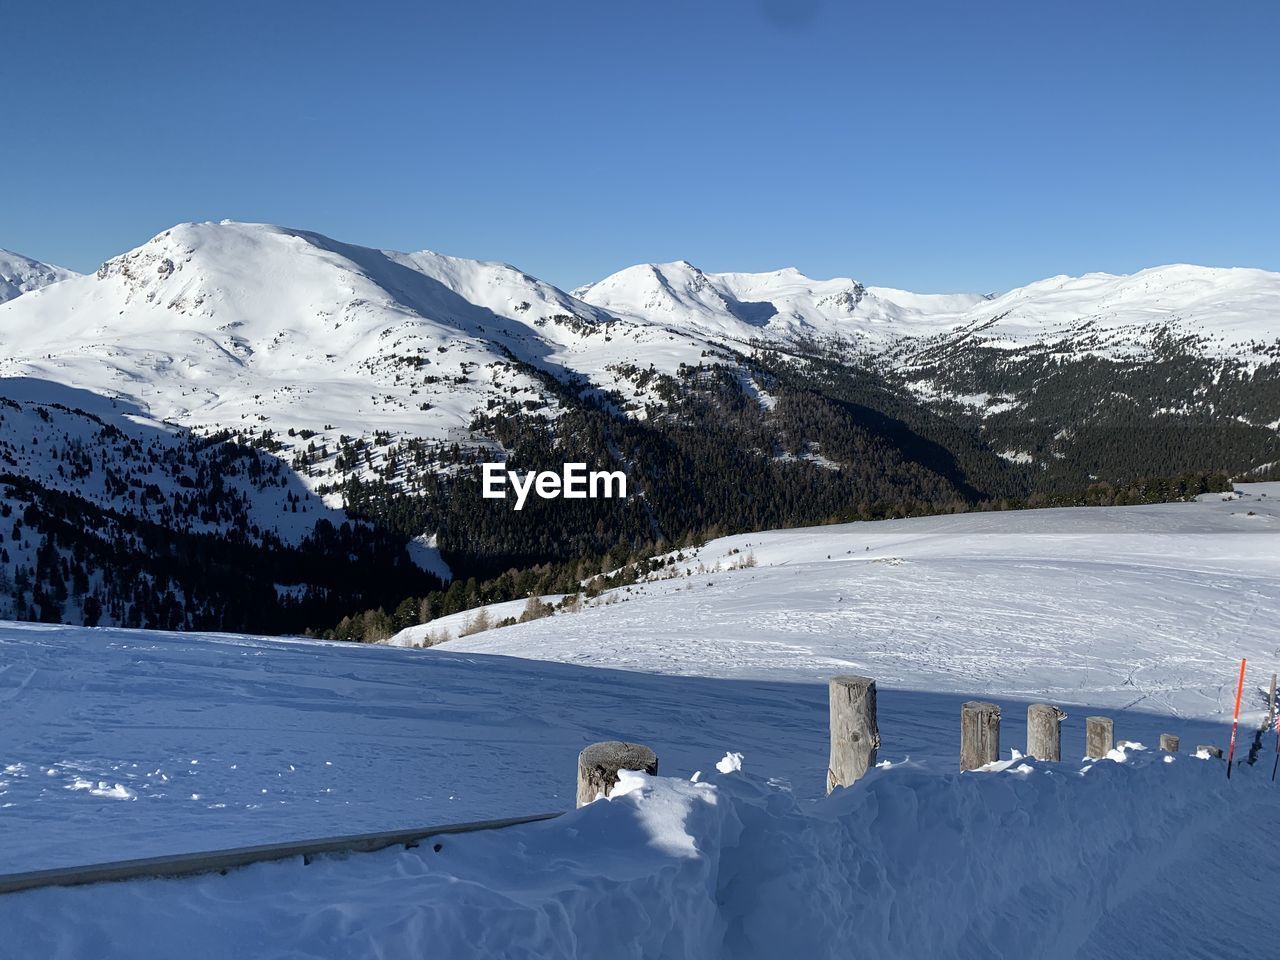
[824,675,1241,788]
[575,672,1277,804]
[954,700,1187,772]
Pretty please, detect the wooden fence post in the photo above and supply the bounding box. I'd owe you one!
[576,741,658,807]
[1159,733,1180,753]
[1270,674,1277,725]
[827,676,880,794]
[1085,716,1113,759]
[961,701,1001,771]
[1197,744,1222,759]
[1027,703,1067,761]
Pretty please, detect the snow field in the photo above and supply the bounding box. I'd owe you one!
[418,485,1280,725]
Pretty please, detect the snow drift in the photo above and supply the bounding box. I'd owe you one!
[4,747,1277,959]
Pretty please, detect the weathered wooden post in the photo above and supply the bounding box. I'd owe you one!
[827,675,879,794]
[1159,733,1180,753]
[576,741,658,807]
[1270,674,1277,725]
[1197,744,1223,759]
[1027,703,1067,761]
[1085,716,1113,758]
[961,701,1001,770]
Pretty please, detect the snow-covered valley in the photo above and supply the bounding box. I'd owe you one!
[2,490,1279,956]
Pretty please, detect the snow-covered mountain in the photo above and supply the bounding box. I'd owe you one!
[3,223,1276,475]
[0,377,331,548]
[576,259,1280,362]
[0,223,723,486]
[0,249,78,303]
[894,263,1280,366]
[4,223,1277,463]
[0,378,445,632]
[575,260,988,350]
[1,221,1277,632]
[574,256,1280,485]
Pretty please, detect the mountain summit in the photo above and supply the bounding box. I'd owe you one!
[0,249,78,303]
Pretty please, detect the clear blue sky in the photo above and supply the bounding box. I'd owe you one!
[4,1,1277,293]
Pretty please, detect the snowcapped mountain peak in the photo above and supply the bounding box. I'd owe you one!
[0,249,78,303]
[576,259,986,346]
[574,259,740,330]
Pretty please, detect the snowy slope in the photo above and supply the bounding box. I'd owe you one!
[386,594,568,647]
[416,484,1280,721]
[0,249,77,303]
[0,377,333,547]
[5,493,1276,875]
[4,492,1280,956]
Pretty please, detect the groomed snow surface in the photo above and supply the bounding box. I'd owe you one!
[3,489,1280,957]
[414,484,1280,725]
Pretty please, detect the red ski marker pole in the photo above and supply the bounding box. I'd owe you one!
[1226,658,1246,780]
[1271,710,1279,782]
